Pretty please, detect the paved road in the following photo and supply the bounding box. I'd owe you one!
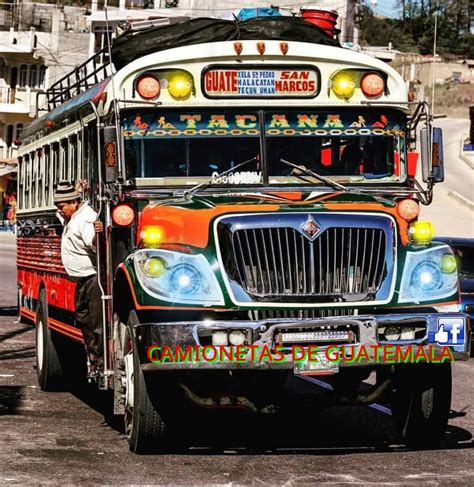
[434,118,473,203]
[1,237,473,484]
[419,118,474,238]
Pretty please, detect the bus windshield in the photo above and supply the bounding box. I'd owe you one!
[122,108,406,186]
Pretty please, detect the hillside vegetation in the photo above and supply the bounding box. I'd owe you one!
[359,1,473,58]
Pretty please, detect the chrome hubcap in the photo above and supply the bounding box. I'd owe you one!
[36,317,44,372]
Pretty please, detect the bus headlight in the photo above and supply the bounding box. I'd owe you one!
[399,245,458,303]
[133,250,224,306]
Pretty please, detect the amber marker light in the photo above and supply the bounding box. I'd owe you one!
[408,221,434,245]
[168,72,193,99]
[136,75,161,100]
[397,199,420,221]
[330,71,356,99]
[361,72,385,97]
[140,225,165,247]
[112,204,135,227]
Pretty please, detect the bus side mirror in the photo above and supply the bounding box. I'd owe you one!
[432,127,444,182]
[420,127,444,183]
[102,126,119,183]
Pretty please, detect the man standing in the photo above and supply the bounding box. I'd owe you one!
[54,182,104,374]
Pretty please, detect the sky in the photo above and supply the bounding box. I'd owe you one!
[364,0,402,19]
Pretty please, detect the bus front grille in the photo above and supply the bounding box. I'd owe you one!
[221,226,387,303]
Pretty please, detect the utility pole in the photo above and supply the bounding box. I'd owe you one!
[13,0,21,31]
[345,0,359,45]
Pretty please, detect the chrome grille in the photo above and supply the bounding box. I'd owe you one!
[223,226,386,302]
[249,309,356,320]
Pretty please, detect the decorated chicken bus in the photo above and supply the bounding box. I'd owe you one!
[16,16,470,452]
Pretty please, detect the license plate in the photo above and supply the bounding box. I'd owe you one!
[294,351,339,376]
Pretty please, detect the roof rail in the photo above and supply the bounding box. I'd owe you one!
[115,16,190,36]
[46,47,112,110]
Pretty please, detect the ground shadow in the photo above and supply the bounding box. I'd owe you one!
[0,306,19,317]
[64,381,474,455]
[0,323,32,345]
[0,386,24,415]
[0,345,35,361]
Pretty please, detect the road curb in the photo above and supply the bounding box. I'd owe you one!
[459,135,474,169]
[459,151,474,170]
[448,191,474,211]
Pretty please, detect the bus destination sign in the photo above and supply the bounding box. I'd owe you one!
[203,67,319,98]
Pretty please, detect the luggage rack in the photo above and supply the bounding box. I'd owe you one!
[46,47,112,110]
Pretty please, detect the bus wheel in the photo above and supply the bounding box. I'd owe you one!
[390,363,452,449]
[123,310,166,453]
[36,289,64,391]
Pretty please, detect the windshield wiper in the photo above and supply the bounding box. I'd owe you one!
[279,158,348,192]
[183,156,259,197]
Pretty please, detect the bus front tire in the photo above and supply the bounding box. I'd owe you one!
[124,310,166,454]
[390,363,452,449]
[35,289,64,391]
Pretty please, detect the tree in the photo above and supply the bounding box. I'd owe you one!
[359,1,473,57]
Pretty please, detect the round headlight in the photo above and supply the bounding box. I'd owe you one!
[142,257,166,278]
[410,261,442,293]
[440,253,457,274]
[169,263,201,295]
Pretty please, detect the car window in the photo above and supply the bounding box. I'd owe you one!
[452,245,474,277]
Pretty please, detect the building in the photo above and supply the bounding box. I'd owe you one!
[0,2,90,224]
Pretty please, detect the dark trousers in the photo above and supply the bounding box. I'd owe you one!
[74,274,103,359]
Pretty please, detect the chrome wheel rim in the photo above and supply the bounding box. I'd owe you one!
[36,317,44,373]
[123,336,134,439]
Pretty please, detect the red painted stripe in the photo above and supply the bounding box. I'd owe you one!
[21,307,36,320]
[48,317,84,343]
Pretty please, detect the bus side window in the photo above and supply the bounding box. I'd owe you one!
[77,130,83,182]
[24,154,30,209]
[31,151,38,209]
[37,149,44,208]
[18,156,24,210]
[44,146,51,206]
[60,139,68,182]
[52,142,59,188]
[69,134,77,183]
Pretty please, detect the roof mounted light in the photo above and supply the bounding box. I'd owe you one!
[168,72,193,100]
[361,72,385,98]
[136,75,161,100]
[330,71,356,100]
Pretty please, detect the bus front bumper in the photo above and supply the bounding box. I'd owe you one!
[135,313,471,371]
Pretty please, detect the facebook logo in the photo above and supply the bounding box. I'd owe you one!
[434,318,466,346]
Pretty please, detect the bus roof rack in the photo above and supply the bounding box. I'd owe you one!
[111,16,341,70]
[115,16,191,36]
[46,47,112,110]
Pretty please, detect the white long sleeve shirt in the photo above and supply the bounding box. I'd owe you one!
[60,202,98,278]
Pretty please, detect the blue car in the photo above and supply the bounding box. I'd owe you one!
[437,237,474,353]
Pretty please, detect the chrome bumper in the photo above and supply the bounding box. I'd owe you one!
[136,313,471,371]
